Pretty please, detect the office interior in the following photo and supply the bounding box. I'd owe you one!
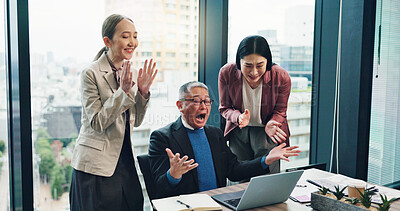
[1,0,399,210]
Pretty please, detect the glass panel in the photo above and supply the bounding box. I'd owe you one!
[29,0,198,210]
[368,0,400,186]
[0,0,10,209]
[228,0,315,170]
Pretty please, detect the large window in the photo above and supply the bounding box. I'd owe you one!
[228,0,315,170]
[29,0,198,210]
[368,0,400,186]
[0,0,10,209]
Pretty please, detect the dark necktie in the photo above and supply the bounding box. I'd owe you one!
[105,53,120,88]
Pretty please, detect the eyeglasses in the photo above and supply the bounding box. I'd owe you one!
[180,98,214,106]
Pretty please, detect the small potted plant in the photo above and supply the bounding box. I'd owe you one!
[357,188,373,208]
[318,186,329,195]
[346,197,360,205]
[377,194,396,211]
[311,185,378,211]
[333,185,347,200]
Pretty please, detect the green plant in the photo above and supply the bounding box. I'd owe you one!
[345,197,360,204]
[0,140,5,153]
[357,188,373,208]
[318,186,329,195]
[50,164,66,200]
[332,185,347,200]
[378,194,396,211]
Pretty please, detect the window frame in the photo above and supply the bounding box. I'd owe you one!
[311,0,376,181]
[5,0,34,210]
[198,0,228,128]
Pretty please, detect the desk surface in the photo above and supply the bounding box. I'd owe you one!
[201,169,400,211]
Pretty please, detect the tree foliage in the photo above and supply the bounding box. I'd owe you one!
[36,128,52,140]
[0,140,5,153]
[64,165,73,188]
[50,164,66,200]
[35,128,73,199]
[37,138,56,182]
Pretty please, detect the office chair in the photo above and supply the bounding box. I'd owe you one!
[137,154,158,201]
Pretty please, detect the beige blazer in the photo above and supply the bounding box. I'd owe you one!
[71,53,149,177]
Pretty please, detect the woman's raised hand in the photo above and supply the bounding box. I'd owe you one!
[137,59,158,97]
[265,120,287,144]
[120,60,134,94]
[238,109,250,128]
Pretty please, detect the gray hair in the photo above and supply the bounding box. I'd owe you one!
[178,81,208,99]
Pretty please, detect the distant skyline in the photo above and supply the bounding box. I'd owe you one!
[1,0,314,64]
[228,0,314,62]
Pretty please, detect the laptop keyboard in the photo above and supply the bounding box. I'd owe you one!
[224,198,241,207]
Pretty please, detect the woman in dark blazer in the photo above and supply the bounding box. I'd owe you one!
[218,35,291,173]
[70,14,157,211]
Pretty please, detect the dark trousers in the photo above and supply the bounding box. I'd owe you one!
[70,124,143,211]
[229,126,280,174]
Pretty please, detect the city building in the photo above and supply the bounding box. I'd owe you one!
[105,0,199,82]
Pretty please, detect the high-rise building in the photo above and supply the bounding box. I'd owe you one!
[283,78,311,170]
[258,30,282,65]
[280,46,313,81]
[41,105,82,139]
[105,0,199,82]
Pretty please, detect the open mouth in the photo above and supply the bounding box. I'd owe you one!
[196,114,206,121]
[248,75,258,80]
[125,48,134,53]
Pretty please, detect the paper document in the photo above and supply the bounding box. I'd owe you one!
[152,193,222,211]
[290,182,319,203]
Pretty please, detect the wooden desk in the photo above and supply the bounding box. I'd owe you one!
[201,169,400,211]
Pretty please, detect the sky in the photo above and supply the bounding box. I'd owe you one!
[228,0,314,61]
[28,0,106,63]
[1,0,314,64]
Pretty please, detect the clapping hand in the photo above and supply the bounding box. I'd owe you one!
[120,60,135,94]
[137,59,158,98]
[238,109,250,128]
[265,143,301,165]
[265,120,287,144]
[166,148,198,179]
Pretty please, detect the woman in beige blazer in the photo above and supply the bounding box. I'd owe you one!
[69,14,157,211]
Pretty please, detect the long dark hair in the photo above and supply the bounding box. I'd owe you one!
[93,14,133,61]
[235,35,272,71]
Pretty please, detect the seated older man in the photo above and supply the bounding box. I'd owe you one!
[148,81,300,198]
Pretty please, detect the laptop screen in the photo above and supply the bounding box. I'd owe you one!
[212,171,304,210]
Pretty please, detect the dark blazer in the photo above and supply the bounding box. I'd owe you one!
[148,117,269,198]
[218,63,291,145]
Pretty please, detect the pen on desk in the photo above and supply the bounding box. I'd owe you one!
[306,179,322,188]
[177,200,193,210]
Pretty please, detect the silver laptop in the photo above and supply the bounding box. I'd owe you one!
[212,170,304,210]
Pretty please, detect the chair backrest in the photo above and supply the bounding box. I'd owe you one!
[137,154,158,201]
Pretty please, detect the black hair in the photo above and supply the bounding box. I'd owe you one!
[235,35,272,71]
